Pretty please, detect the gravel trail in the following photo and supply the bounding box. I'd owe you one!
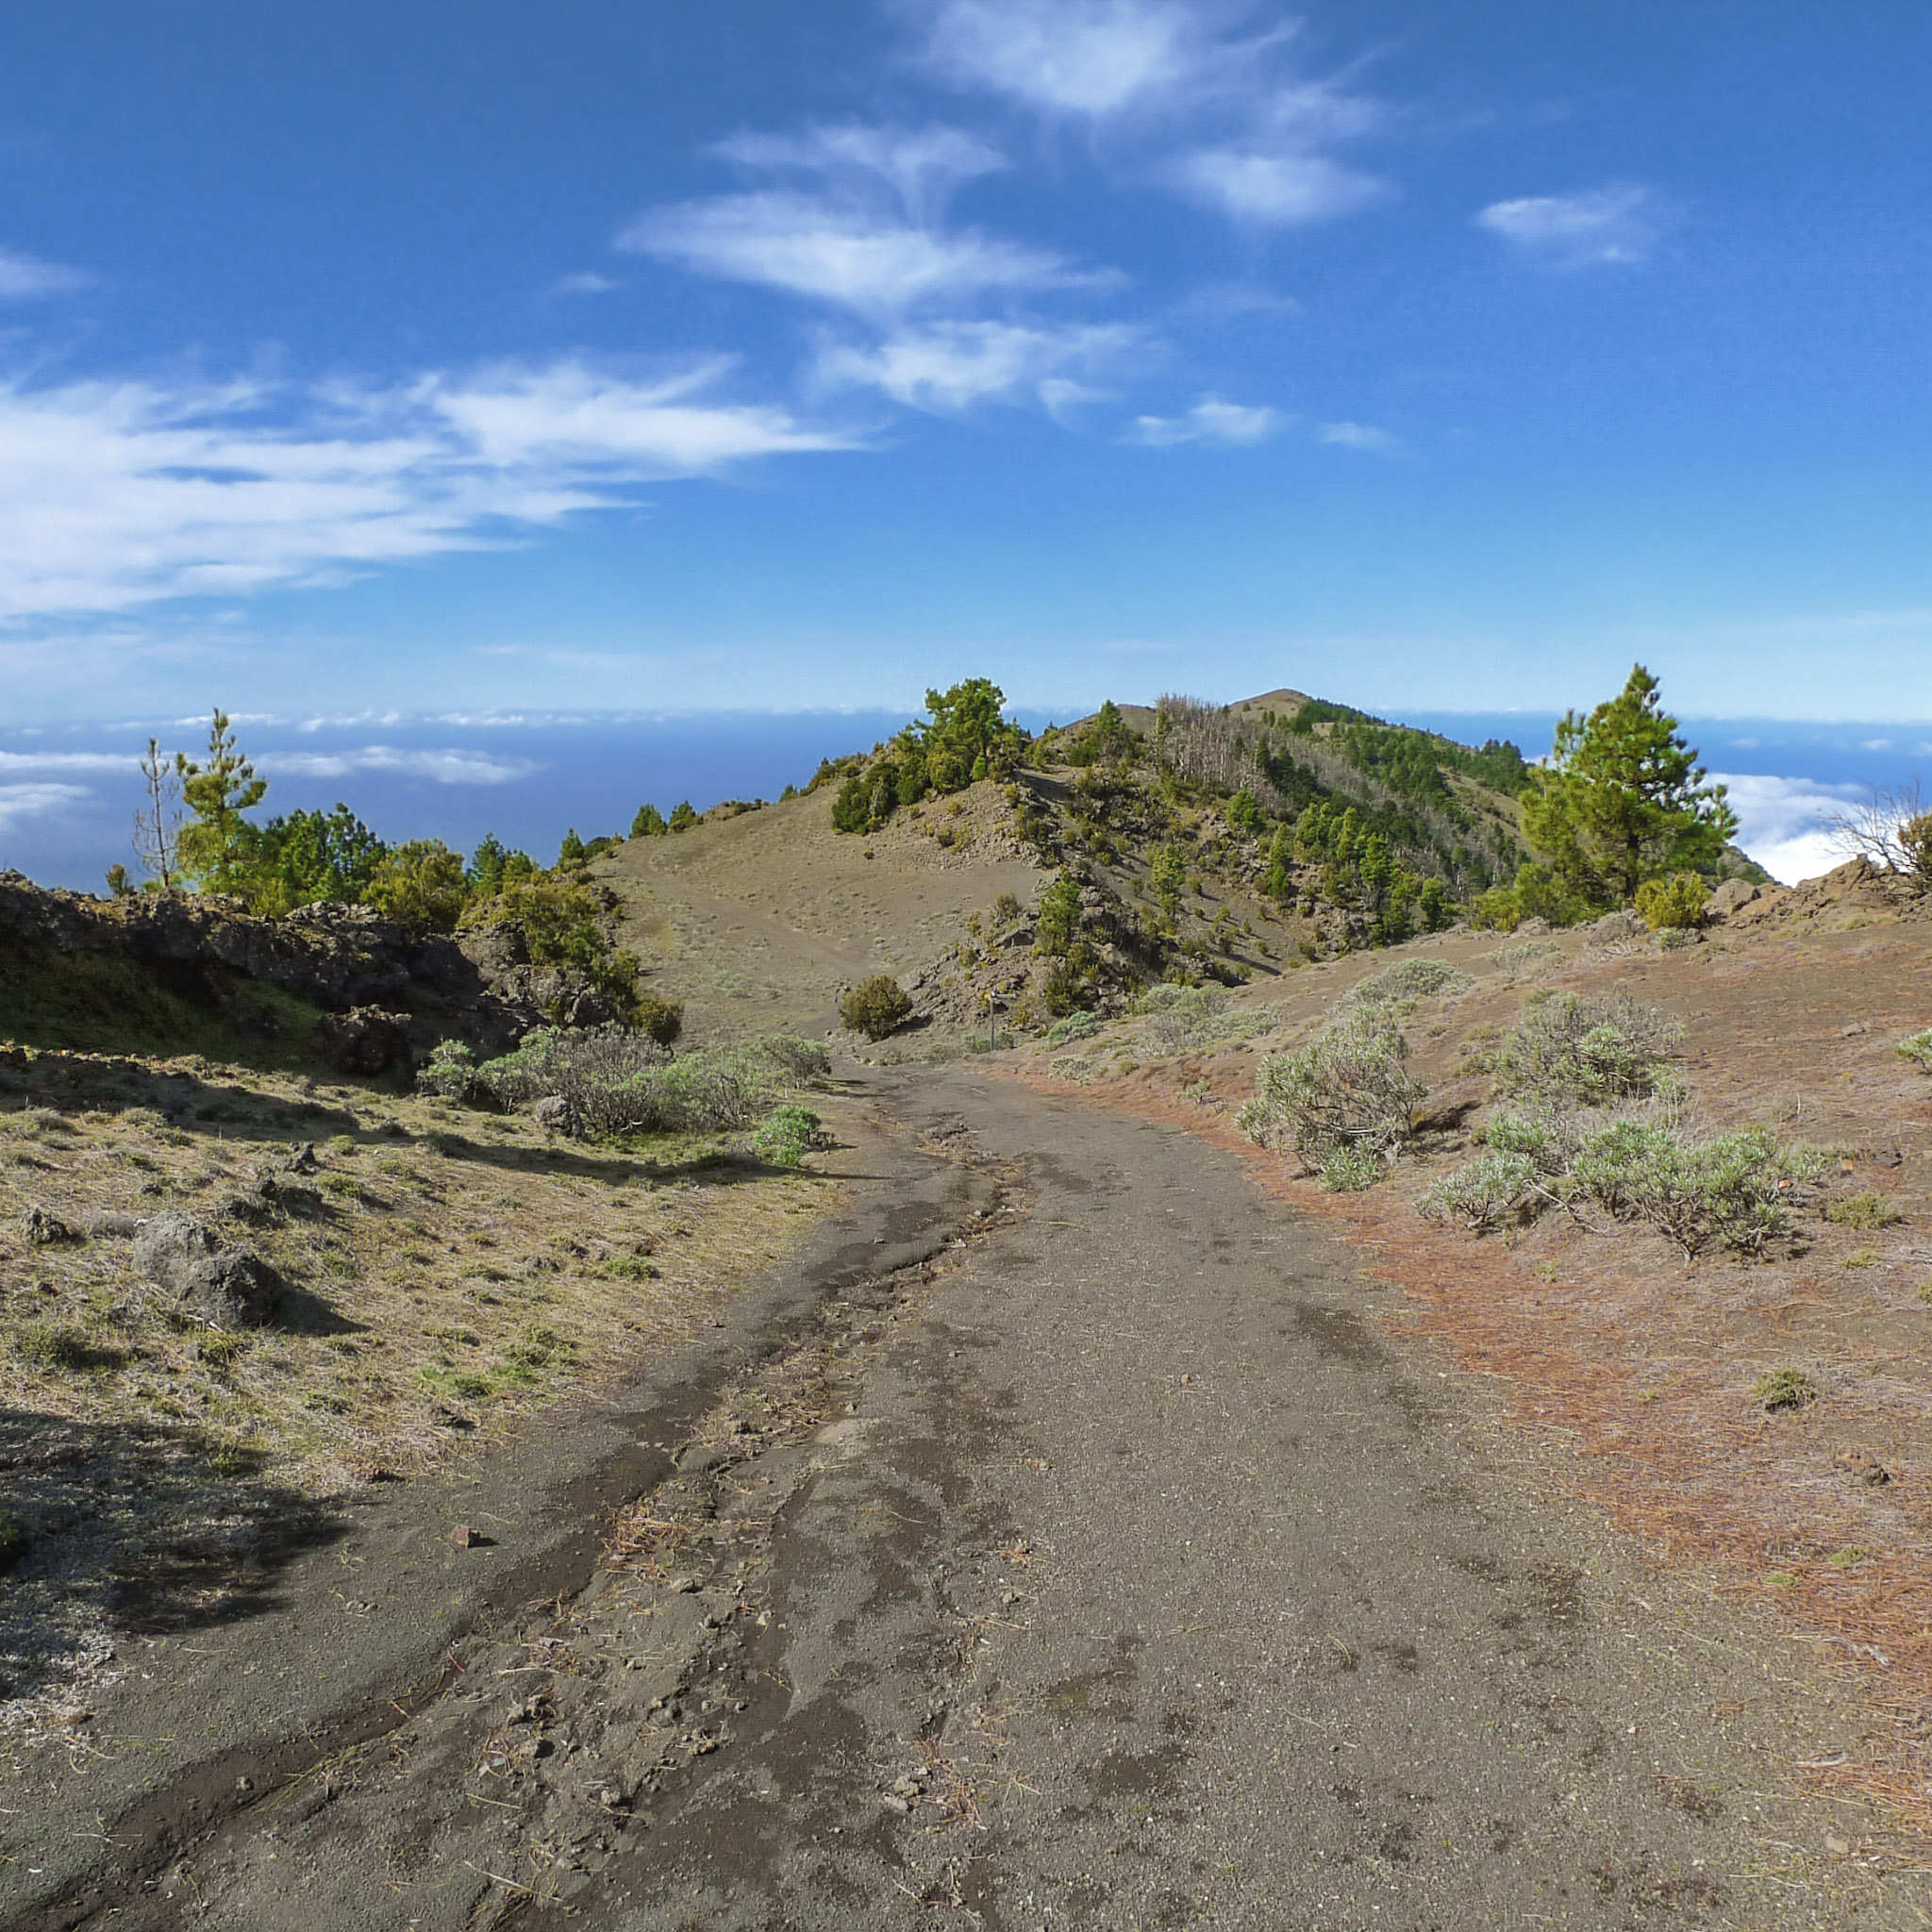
[8,1068,1875,1930]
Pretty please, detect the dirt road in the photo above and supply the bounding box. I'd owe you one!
[8,1069,1875,1929]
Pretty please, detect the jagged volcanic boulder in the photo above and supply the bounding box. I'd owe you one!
[132,1213,286,1327]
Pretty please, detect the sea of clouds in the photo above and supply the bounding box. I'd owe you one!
[2,708,1924,894]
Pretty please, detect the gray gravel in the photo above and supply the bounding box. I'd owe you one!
[7,1067,1894,1930]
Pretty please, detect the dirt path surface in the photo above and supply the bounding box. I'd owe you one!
[8,1070,1887,1929]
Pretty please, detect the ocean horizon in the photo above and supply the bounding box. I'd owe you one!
[4,704,1924,896]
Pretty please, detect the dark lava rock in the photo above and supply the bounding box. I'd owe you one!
[314,1007,416,1078]
[20,1207,80,1247]
[132,1213,286,1327]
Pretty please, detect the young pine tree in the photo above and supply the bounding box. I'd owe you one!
[175,709,267,893]
[1522,666,1737,906]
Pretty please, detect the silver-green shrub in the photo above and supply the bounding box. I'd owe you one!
[1046,1010,1099,1046]
[1319,1142,1387,1193]
[1347,958,1474,1010]
[1489,991,1682,1104]
[753,1104,824,1166]
[1567,1120,1824,1258]
[1418,1150,1542,1231]
[1241,1013,1426,1179]
[438,1026,827,1139]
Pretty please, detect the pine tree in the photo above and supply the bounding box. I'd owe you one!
[175,710,267,893]
[1522,666,1737,906]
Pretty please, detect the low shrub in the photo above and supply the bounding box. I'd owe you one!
[753,1104,823,1167]
[1635,871,1709,933]
[1320,1142,1386,1193]
[432,1027,830,1141]
[1581,1121,1824,1257]
[1489,991,1682,1105]
[1824,1191,1901,1229]
[1045,1010,1098,1046]
[1755,1365,1817,1411]
[1897,1028,1932,1070]
[471,1028,721,1134]
[1489,939,1563,982]
[841,975,913,1040]
[418,1039,482,1102]
[746,1035,832,1084]
[634,995,684,1048]
[1424,1116,1826,1258]
[1347,959,1474,1009]
[1241,1013,1426,1174]
[1418,1150,1542,1231]
[1142,984,1225,1054]
[1482,1106,1578,1174]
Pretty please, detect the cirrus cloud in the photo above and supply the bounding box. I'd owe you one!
[1128,396,1286,446]
[921,0,1202,118]
[1476,184,1658,266]
[0,360,850,624]
[0,244,89,300]
[818,320,1140,412]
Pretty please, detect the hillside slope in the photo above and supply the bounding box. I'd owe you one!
[594,780,1047,1040]
[595,688,1542,1041]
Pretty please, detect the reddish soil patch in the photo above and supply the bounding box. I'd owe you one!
[1004,918,1932,1857]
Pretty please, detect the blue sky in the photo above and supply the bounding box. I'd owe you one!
[1,3,1930,879]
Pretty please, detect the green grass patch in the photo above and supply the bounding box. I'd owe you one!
[1755,1366,1817,1412]
[11,1323,128,1374]
[1824,1191,1901,1229]
[0,937,330,1068]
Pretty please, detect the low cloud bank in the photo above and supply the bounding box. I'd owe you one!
[1713,772,1862,887]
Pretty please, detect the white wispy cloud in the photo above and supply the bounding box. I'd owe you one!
[0,360,849,622]
[1128,396,1285,446]
[626,193,1082,316]
[1317,419,1396,451]
[923,2,1389,228]
[1167,145,1380,224]
[621,125,1093,318]
[0,780,92,828]
[818,320,1137,411]
[420,359,843,470]
[1476,184,1657,266]
[0,245,89,300]
[711,123,1007,223]
[922,0,1202,117]
[0,749,138,773]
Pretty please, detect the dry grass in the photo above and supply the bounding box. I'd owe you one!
[0,1043,842,1496]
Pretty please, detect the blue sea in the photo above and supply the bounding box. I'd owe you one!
[3,705,1925,893]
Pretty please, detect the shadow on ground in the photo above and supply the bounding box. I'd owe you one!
[0,1406,348,1709]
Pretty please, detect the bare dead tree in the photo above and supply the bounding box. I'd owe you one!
[132,737,183,890]
[1823,781,1932,891]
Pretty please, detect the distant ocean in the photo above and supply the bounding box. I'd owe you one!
[4,706,1925,893]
